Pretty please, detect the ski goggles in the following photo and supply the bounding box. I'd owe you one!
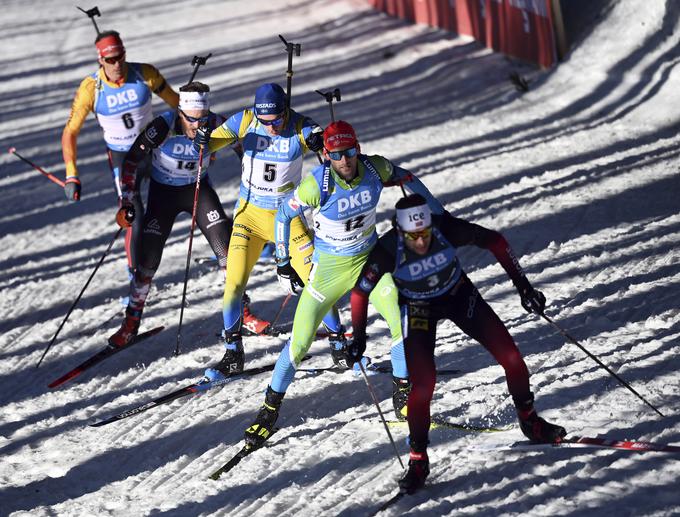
[257,114,285,127]
[180,110,209,124]
[403,227,432,241]
[103,53,125,64]
[326,147,357,161]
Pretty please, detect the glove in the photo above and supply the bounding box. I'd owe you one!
[305,126,324,153]
[519,285,546,315]
[193,126,212,152]
[276,260,305,295]
[115,201,135,229]
[64,177,81,202]
[348,336,366,360]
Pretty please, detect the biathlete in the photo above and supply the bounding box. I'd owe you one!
[351,194,566,493]
[61,30,178,279]
[194,83,345,379]
[243,120,445,448]
[109,82,237,346]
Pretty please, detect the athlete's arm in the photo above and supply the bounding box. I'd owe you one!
[207,110,250,153]
[140,63,179,108]
[120,115,170,195]
[390,165,445,215]
[350,236,395,344]
[274,175,321,263]
[62,77,96,180]
[440,214,532,291]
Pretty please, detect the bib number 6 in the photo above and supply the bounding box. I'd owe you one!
[122,112,134,129]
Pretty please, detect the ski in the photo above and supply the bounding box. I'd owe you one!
[298,364,461,376]
[566,435,680,452]
[48,326,164,389]
[89,356,311,427]
[371,490,406,515]
[315,330,353,339]
[387,416,511,433]
[475,435,680,453]
[209,430,279,480]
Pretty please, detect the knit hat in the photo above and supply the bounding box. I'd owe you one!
[254,83,286,115]
[323,120,357,151]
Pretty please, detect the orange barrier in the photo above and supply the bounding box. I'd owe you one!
[368,0,559,68]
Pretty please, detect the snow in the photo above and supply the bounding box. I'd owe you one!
[1,0,679,515]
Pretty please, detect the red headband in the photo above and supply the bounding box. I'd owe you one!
[96,35,125,58]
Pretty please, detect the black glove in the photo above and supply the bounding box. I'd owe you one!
[305,126,324,153]
[64,177,81,202]
[276,260,305,295]
[193,126,212,152]
[348,336,366,360]
[115,201,135,229]
[519,285,546,315]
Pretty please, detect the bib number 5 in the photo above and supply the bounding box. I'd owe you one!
[264,163,277,182]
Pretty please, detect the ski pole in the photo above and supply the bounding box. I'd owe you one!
[175,145,206,356]
[8,148,66,188]
[265,293,292,335]
[76,6,101,34]
[37,227,123,368]
[315,88,341,123]
[279,34,301,111]
[357,360,406,470]
[540,312,665,418]
[187,53,212,85]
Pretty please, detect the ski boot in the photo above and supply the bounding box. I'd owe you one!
[517,407,566,443]
[205,331,244,381]
[392,376,411,421]
[399,442,429,494]
[241,292,271,335]
[108,308,141,348]
[245,386,285,448]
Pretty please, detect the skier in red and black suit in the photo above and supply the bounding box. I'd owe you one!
[351,194,566,493]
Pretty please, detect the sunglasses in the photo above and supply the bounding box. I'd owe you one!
[403,227,432,241]
[326,147,358,160]
[180,110,209,124]
[257,114,285,127]
[103,53,125,64]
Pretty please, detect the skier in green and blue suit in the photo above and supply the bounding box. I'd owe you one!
[243,120,444,447]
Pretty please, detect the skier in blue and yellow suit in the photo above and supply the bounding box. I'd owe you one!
[198,83,348,378]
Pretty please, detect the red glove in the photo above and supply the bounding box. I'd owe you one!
[116,201,135,228]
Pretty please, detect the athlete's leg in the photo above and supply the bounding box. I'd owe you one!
[270,251,367,392]
[402,301,437,448]
[109,149,144,272]
[287,217,341,333]
[128,180,181,314]
[222,202,268,333]
[448,275,532,406]
[368,273,407,378]
[194,181,232,270]
[110,180,179,346]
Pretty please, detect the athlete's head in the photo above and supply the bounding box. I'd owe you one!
[254,83,287,136]
[179,82,210,139]
[323,120,360,181]
[395,194,433,255]
[95,30,126,82]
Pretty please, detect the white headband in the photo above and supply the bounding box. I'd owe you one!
[397,204,432,232]
[179,91,210,111]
